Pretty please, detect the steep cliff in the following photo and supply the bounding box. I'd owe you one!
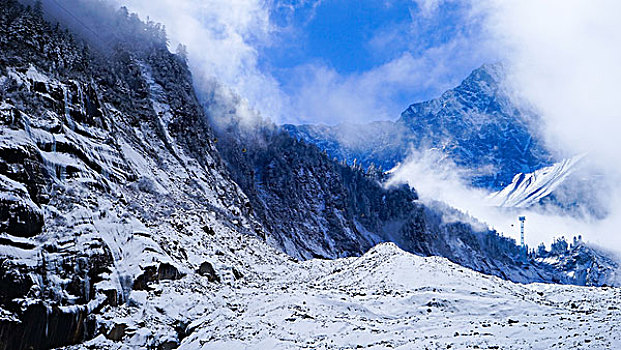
[0,2,254,348]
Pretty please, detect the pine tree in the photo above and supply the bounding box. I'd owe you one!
[33,0,43,18]
[176,43,188,63]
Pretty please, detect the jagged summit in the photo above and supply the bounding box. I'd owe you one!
[400,62,506,124]
[285,62,552,190]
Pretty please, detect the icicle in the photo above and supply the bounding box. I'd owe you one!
[62,84,76,131]
[51,134,56,153]
[101,167,110,181]
[78,257,90,301]
[55,163,65,181]
[45,304,51,338]
[63,85,69,121]
[77,83,84,115]
[21,113,32,139]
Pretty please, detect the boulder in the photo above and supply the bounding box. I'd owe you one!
[158,340,179,350]
[106,323,127,341]
[133,266,157,290]
[134,263,183,290]
[157,262,183,281]
[198,262,220,282]
[0,175,44,237]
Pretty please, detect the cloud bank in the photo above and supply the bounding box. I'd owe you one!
[478,0,621,249]
[386,150,607,249]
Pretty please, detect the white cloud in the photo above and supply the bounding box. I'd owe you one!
[287,54,429,124]
[469,0,621,250]
[288,32,492,124]
[478,0,621,164]
[114,0,287,122]
[411,0,442,17]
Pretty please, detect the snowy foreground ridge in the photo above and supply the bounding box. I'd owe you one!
[64,242,621,350]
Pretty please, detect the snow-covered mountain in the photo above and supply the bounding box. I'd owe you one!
[205,94,610,288]
[0,1,619,349]
[285,63,553,190]
[487,155,610,219]
[488,156,583,208]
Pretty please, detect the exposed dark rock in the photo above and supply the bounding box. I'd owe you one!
[106,322,128,341]
[133,263,183,290]
[202,225,216,235]
[174,319,190,342]
[0,302,88,350]
[0,262,33,308]
[133,265,157,290]
[102,288,120,307]
[198,261,220,282]
[0,175,44,237]
[232,267,243,280]
[158,340,179,350]
[0,143,52,205]
[157,262,183,281]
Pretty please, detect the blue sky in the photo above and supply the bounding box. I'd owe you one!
[255,0,494,124]
[266,1,465,74]
[120,0,495,124]
[266,1,415,74]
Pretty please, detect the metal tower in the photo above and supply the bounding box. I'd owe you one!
[519,216,526,246]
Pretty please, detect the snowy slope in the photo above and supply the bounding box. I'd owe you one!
[487,156,583,208]
[0,4,257,348]
[63,243,621,350]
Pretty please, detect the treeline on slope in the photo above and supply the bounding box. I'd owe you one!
[207,106,569,284]
[1,0,229,177]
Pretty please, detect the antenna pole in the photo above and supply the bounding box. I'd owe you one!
[519,216,526,247]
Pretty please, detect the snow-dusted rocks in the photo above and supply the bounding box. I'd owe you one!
[0,2,253,348]
[0,174,43,237]
[63,243,621,349]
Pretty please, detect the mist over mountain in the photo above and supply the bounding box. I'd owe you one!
[285,63,553,190]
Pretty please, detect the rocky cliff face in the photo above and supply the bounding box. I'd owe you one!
[0,2,254,348]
